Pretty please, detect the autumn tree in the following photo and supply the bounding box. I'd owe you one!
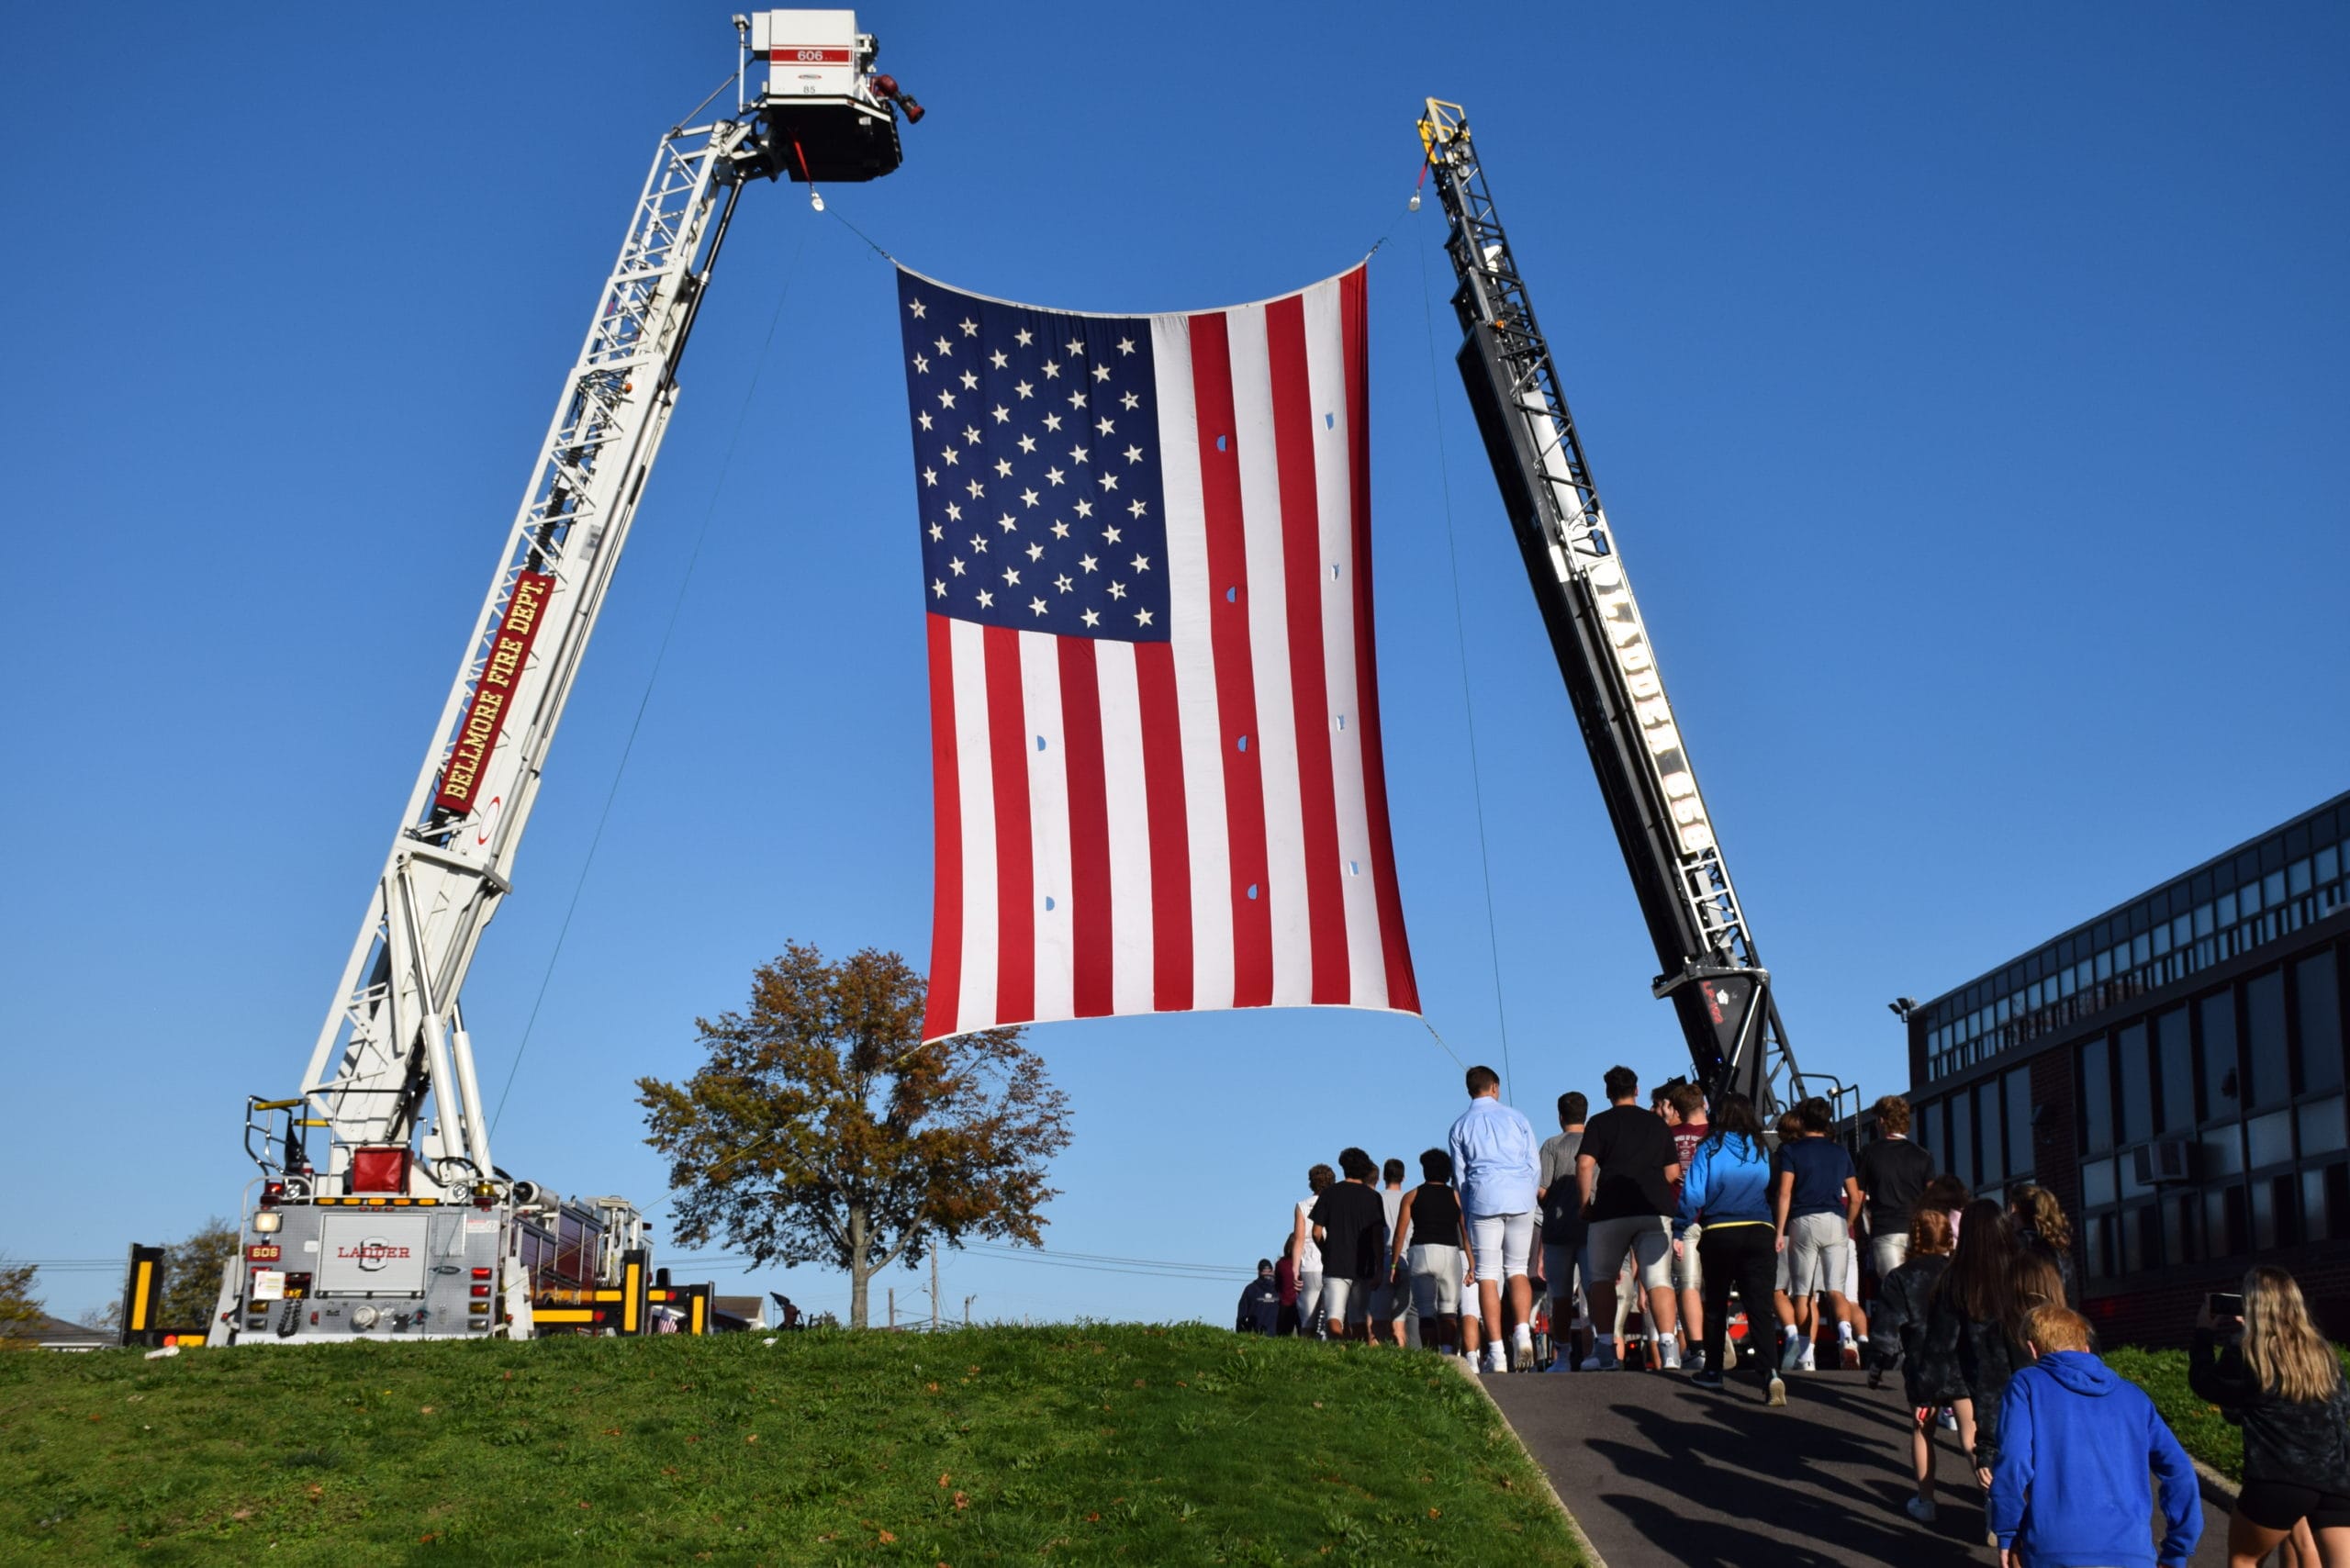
[1,1259,46,1349]
[161,1219,239,1333]
[638,943,1071,1328]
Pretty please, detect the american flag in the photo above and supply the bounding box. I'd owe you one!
[898,263,1418,1041]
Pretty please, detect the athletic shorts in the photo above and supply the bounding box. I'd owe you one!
[1586,1214,1673,1292]
[1467,1210,1535,1280]
[1541,1242,1588,1313]
[1774,1247,1790,1293]
[1407,1243,1464,1316]
[1786,1212,1852,1298]
[1842,1243,1861,1303]
[2238,1480,2350,1532]
[1869,1231,1908,1282]
[1318,1274,1373,1331]
[1674,1223,1704,1294]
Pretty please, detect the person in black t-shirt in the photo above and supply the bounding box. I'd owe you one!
[1575,1066,1684,1371]
[1856,1094,1935,1284]
[1309,1148,1387,1342]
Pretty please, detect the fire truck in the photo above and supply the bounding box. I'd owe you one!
[1418,101,1846,1124]
[142,13,923,1350]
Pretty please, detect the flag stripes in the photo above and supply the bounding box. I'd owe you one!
[905,265,1417,1040]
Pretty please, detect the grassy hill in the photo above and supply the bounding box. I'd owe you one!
[0,1325,1585,1565]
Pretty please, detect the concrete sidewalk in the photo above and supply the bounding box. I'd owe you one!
[1481,1363,2231,1568]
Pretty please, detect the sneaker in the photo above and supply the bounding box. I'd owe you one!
[1766,1373,1786,1407]
[1509,1336,1534,1373]
[1684,1348,1707,1377]
[1483,1344,1507,1374]
[1840,1339,1861,1372]
[1689,1369,1725,1391]
[1904,1496,1938,1525]
[1658,1341,1682,1372]
[1798,1342,1817,1372]
[1936,1406,1959,1432]
[1579,1343,1619,1372]
[1780,1334,1806,1372]
[1720,1338,1737,1372]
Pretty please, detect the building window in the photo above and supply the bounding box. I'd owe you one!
[2118,1021,2154,1145]
[1953,1090,1976,1189]
[2299,951,2344,1095]
[2247,969,2288,1107]
[2005,1068,2033,1178]
[2080,1036,2113,1154]
[2156,1006,2195,1132]
[2201,990,2242,1122]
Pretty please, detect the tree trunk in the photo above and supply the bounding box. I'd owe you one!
[845,1203,870,1329]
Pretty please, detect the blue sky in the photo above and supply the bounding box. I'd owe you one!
[3,3,2344,1327]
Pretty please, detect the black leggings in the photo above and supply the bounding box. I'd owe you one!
[1698,1223,1779,1383]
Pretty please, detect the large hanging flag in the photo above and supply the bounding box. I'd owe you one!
[898,263,1418,1041]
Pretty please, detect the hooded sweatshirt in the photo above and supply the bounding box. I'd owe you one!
[1989,1350,2202,1568]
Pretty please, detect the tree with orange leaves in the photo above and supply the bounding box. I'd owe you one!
[637,942,1071,1328]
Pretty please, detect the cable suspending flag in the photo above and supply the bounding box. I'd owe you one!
[898,263,1418,1041]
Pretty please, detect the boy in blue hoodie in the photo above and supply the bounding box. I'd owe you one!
[1989,1305,2201,1568]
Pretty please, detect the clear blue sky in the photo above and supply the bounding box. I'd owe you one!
[3,4,2344,1327]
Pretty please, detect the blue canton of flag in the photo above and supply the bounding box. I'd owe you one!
[897,272,1172,642]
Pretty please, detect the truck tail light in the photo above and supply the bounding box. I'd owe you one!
[471,1268,491,1280]
[470,1284,490,1297]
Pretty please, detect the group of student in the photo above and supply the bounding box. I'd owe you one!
[1237,1062,2350,1567]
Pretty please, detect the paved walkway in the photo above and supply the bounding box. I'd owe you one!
[1481,1362,2233,1568]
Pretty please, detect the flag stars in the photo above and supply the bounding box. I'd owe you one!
[977,588,994,608]
[1120,391,1140,410]
[968,534,987,553]
[1079,554,1099,573]
[1030,597,1048,616]
[966,479,985,498]
[1074,498,1094,518]
[995,458,1014,477]
[945,501,962,521]
[1128,499,1148,519]
[1130,553,1152,573]
[1070,444,1090,465]
[1054,573,1073,593]
[991,404,1011,424]
[1014,327,1034,347]
[1097,417,1116,436]
[964,425,982,445]
[958,370,979,390]
[999,513,1018,532]
[1018,435,1038,455]
[1066,338,1085,356]
[1091,364,1112,384]
[938,389,956,409]
[908,298,927,319]
[1002,566,1022,585]
[1107,580,1127,600]
[917,411,934,431]
[1124,444,1144,464]
[926,522,943,542]
[912,353,929,373]
[1135,607,1154,627]
[1049,520,1070,539]
[948,556,966,576]
[1041,361,1061,380]
[1099,472,1120,492]
[1081,608,1101,628]
[959,318,979,337]
[1103,524,1123,543]
[1043,412,1063,432]
[1069,390,1088,409]
[932,578,946,598]
[1046,466,1065,487]
[990,350,1008,369]
[922,465,938,485]
[940,447,959,466]
[934,335,952,355]
[1025,542,1045,562]
[1116,336,1136,355]
[1021,487,1040,507]
[1014,379,1035,399]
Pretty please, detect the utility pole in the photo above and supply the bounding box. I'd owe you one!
[963,1294,976,1328]
[888,1286,896,1328]
[930,1253,940,1331]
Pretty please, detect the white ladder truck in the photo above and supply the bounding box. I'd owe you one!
[177,13,923,1350]
[1417,100,1847,1126]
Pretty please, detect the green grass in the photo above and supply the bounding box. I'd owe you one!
[0,1326,1584,1566]
[2107,1343,2350,1484]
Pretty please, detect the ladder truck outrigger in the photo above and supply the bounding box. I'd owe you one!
[1417,100,1848,1126]
[186,13,923,1349]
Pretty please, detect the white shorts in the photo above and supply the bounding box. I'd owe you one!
[1407,1243,1464,1316]
[1673,1223,1704,1294]
[1466,1210,1535,1281]
[1319,1275,1372,1330]
[1787,1212,1852,1298]
[1869,1231,1908,1282]
[1774,1247,1789,1294]
[1587,1214,1673,1293]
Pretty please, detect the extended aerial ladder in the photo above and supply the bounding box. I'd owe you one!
[1418,101,1841,1123]
[191,13,921,1348]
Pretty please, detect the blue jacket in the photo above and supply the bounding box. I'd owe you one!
[1675,1132,1773,1236]
[1990,1350,2202,1568]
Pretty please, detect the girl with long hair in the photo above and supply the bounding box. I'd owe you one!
[2008,1184,2077,1307]
[2192,1266,2350,1566]
[1919,1197,2020,1494]
[1868,1207,1956,1521]
[1678,1093,1785,1406]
